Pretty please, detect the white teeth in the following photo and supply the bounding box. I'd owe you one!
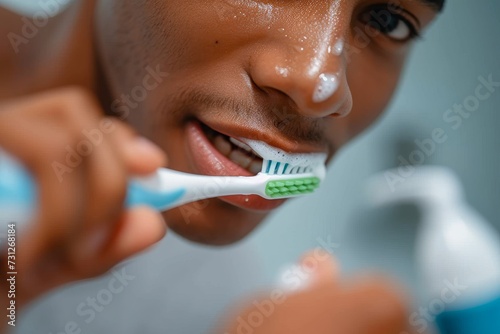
[229,149,253,168]
[209,133,263,174]
[214,135,232,156]
[249,160,263,174]
[229,137,253,153]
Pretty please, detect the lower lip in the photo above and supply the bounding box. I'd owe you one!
[185,121,286,211]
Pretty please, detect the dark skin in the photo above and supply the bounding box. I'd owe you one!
[0,0,442,332]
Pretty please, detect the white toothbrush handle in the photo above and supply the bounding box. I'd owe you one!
[130,168,321,211]
[127,168,272,211]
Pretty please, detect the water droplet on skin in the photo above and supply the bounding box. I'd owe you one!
[298,38,304,43]
[294,45,305,52]
[276,66,289,77]
[332,39,344,56]
[278,28,285,32]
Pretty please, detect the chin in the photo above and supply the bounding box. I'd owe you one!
[161,197,270,246]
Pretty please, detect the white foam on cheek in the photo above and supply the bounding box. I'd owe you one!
[244,139,327,169]
[313,73,340,103]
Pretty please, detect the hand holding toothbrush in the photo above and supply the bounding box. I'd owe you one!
[0,87,168,309]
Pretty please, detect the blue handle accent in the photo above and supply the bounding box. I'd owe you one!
[0,154,37,205]
[436,295,500,334]
[125,181,185,211]
[0,152,185,212]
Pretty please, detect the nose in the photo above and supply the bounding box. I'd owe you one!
[248,4,353,118]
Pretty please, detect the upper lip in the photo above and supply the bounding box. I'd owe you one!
[196,116,329,157]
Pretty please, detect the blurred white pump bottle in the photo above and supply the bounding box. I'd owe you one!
[367,166,500,334]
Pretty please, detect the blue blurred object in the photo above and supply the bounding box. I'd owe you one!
[0,150,36,205]
[436,296,500,334]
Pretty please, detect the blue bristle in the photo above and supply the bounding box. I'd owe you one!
[265,160,271,173]
[283,163,289,174]
[263,160,313,175]
[274,162,281,174]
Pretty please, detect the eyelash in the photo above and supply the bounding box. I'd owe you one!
[358,4,421,42]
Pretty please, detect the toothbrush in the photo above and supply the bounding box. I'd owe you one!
[0,149,326,215]
[127,165,324,211]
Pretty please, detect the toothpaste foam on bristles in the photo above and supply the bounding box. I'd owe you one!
[244,139,327,178]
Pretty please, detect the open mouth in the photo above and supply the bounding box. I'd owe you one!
[185,120,286,211]
[200,122,263,175]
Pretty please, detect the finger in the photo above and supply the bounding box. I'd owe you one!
[0,88,104,269]
[36,90,124,265]
[298,249,340,286]
[68,130,128,262]
[107,119,167,175]
[69,120,167,261]
[15,128,87,268]
[93,206,166,272]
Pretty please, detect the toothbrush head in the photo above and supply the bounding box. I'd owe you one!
[241,139,327,199]
[229,137,327,178]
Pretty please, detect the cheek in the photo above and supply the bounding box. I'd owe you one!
[343,53,406,138]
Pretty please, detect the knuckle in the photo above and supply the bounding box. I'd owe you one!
[58,86,95,106]
[109,118,134,138]
[49,86,101,122]
[33,132,73,168]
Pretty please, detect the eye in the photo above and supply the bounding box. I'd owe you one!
[359,4,420,42]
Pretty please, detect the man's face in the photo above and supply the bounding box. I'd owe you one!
[94,0,439,245]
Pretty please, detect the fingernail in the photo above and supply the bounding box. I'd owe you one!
[130,137,168,167]
[298,249,339,283]
[132,137,164,156]
[276,263,314,292]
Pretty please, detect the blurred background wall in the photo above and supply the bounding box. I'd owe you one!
[2,0,499,332]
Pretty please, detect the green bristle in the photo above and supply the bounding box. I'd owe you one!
[265,177,321,198]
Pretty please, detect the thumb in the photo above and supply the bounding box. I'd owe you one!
[298,249,340,287]
[98,206,167,269]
